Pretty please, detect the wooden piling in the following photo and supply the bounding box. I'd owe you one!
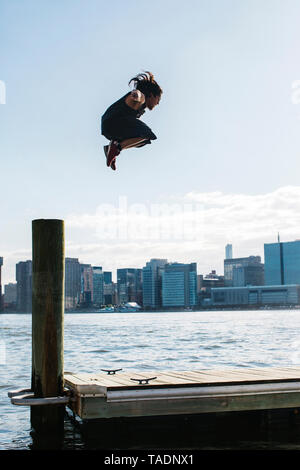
[31,219,65,434]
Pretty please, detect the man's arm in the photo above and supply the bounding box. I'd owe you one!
[125,90,145,109]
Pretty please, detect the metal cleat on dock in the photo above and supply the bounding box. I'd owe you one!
[101,368,123,375]
[130,377,157,385]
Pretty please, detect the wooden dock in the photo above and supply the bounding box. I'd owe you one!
[64,367,300,420]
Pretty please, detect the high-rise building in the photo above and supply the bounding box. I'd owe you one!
[225,244,233,260]
[65,258,81,309]
[224,256,263,287]
[264,240,300,285]
[161,262,197,308]
[16,260,32,312]
[142,259,167,309]
[103,271,113,305]
[0,257,3,311]
[93,266,104,306]
[117,268,143,305]
[232,264,264,287]
[104,272,112,284]
[4,283,17,306]
[80,264,93,306]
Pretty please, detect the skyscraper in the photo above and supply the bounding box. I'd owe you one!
[142,259,167,309]
[103,272,113,305]
[232,264,264,287]
[264,240,300,285]
[224,256,263,287]
[4,283,17,307]
[16,260,32,312]
[65,258,81,309]
[225,244,233,260]
[80,264,93,306]
[161,262,197,308]
[93,266,104,306]
[117,268,143,305]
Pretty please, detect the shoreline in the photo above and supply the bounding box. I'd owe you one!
[2,305,300,314]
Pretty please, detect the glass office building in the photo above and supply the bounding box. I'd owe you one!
[16,260,32,312]
[142,259,167,308]
[65,258,81,309]
[162,262,197,308]
[264,240,300,285]
[224,256,263,287]
[93,266,104,306]
[117,268,143,305]
[211,284,300,306]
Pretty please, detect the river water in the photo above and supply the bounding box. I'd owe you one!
[1,309,300,450]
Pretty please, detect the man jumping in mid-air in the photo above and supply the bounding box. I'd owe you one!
[101,71,162,170]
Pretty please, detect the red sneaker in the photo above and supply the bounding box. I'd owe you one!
[106,141,120,167]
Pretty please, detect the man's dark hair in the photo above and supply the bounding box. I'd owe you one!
[129,71,163,98]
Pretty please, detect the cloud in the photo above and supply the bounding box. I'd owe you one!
[3,186,300,284]
[63,186,300,276]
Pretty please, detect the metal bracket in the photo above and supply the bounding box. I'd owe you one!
[130,377,157,385]
[8,388,32,398]
[8,388,72,406]
[101,368,123,375]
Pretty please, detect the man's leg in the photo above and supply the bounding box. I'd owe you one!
[120,137,147,149]
[106,137,148,171]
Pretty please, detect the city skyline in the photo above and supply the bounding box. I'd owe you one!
[0,242,260,288]
[2,230,300,287]
[3,237,300,310]
[2,185,300,286]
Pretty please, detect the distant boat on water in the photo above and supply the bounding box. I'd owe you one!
[98,303,142,313]
[116,302,142,313]
[98,306,115,313]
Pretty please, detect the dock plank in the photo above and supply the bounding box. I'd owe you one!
[64,367,300,420]
[64,367,300,396]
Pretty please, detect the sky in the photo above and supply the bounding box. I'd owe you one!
[1,0,300,284]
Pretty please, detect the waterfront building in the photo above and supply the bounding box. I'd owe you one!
[4,283,17,308]
[65,258,81,310]
[224,256,263,287]
[112,282,118,305]
[211,284,300,306]
[142,258,168,309]
[104,272,112,284]
[80,264,93,306]
[264,240,300,286]
[161,262,197,308]
[225,244,233,260]
[198,270,225,305]
[232,264,264,287]
[103,271,113,305]
[93,266,104,306]
[0,257,3,311]
[117,268,143,305]
[16,260,32,312]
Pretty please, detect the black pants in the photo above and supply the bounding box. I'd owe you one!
[101,116,157,145]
